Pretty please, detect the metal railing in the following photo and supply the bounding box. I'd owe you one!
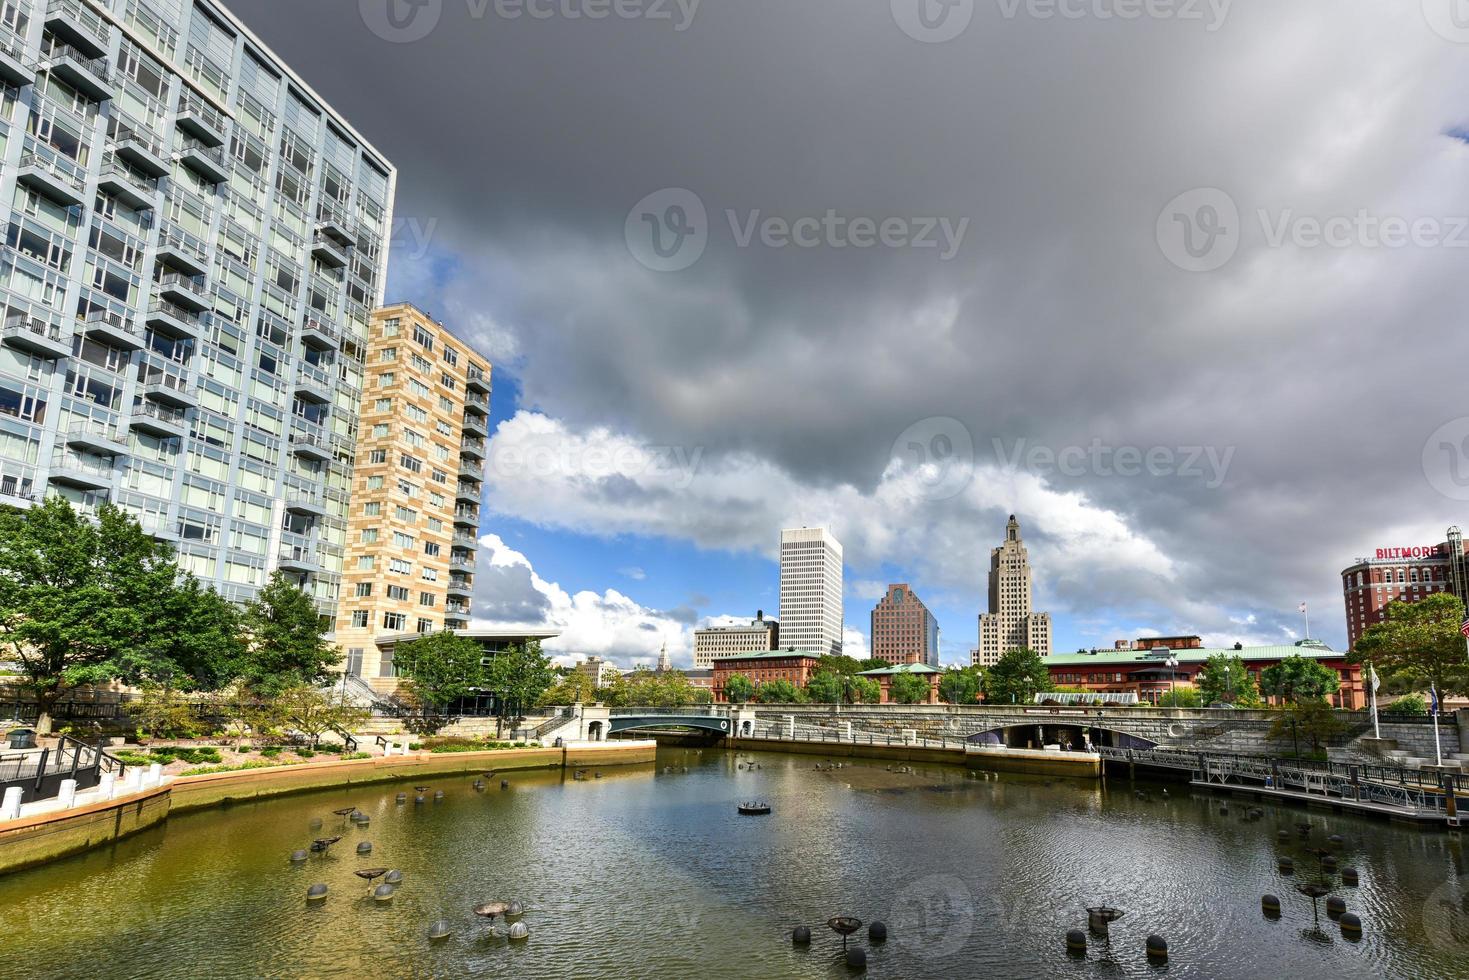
[17,149,86,193]
[3,313,67,344]
[47,0,110,50]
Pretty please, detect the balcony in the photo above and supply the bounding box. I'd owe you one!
[154,274,210,312]
[461,414,488,439]
[16,151,87,208]
[445,600,471,617]
[113,131,171,178]
[293,364,333,404]
[176,138,228,184]
[447,578,473,599]
[289,434,333,461]
[310,232,349,269]
[465,366,491,393]
[316,202,353,245]
[463,389,489,415]
[458,459,483,482]
[452,531,478,550]
[129,402,188,439]
[155,228,209,277]
[0,29,27,85]
[136,514,179,542]
[96,162,159,211]
[453,505,479,526]
[81,309,144,351]
[66,421,128,457]
[145,299,203,339]
[284,491,329,518]
[41,45,111,102]
[277,545,321,574]
[455,481,479,505]
[49,451,114,491]
[459,436,486,460]
[450,557,476,574]
[2,314,72,359]
[300,315,339,349]
[140,374,198,409]
[45,0,110,59]
[175,95,227,148]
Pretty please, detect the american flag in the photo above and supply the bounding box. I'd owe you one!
[1298,602,1307,613]
[1460,617,1469,639]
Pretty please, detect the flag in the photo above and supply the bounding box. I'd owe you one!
[1368,665,1380,693]
[1459,617,1469,639]
[1298,602,1308,613]
[1430,683,1440,715]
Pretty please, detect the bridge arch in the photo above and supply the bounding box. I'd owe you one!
[607,715,733,737]
[964,723,1158,751]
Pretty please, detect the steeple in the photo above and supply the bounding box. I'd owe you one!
[657,641,671,673]
[1006,514,1020,542]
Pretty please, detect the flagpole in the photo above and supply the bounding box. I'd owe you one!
[1431,681,1443,768]
[1368,664,1380,740]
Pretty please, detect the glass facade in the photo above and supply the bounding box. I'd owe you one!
[0,0,395,620]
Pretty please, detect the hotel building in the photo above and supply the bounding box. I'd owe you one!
[692,610,778,668]
[334,303,491,686]
[1340,527,1469,650]
[779,526,843,657]
[975,515,1052,666]
[0,0,394,622]
[869,583,938,666]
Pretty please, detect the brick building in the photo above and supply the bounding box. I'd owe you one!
[1340,527,1469,649]
[870,584,939,666]
[711,649,821,702]
[857,662,943,703]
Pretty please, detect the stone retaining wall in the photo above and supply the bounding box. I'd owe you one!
[0,784,170,875]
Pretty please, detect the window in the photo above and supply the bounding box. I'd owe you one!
[389,558,412,574]
[443,347,459,367]
[421,568,438,581]
[383,612,406,630]
[354,582,373,597]
[412,324,434,350]
[364,502,381,516]
[417,617,434,634]
[380,347,397,361]
[378,371,395,387]
[439,373,456,391]
[369,449,387,464]
[372,423,390,438]
[424,542,441,557]
[393,531,414,549]
[382,318,400,337]
[374,398,392,412]
[366,475,384,490]
[395,505,417,522]
[387,585,410,601]
[351,610,369,627]
[419,592,436,607]
[360,529,378,543]
[356,555,375,569]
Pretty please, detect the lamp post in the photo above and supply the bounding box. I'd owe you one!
[1166,656,1179,704]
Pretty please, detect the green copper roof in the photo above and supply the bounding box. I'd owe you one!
[858,662,943,676]
[715,648,822,662]
[1044,641,1340,669]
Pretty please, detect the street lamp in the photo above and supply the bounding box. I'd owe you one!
[1166,656,1179,705]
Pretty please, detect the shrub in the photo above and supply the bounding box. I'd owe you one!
[340,751,371,760]
[178,758,309,776]
[260,746,282,758]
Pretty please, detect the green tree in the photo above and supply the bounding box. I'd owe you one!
[1157,687,1202,708]
[268,684,370,748]
[130,683,205,740]
[1383,692,1428,716]
[1260,655,1340,704]
[852,676,881,704]
[1354,592,1469,699]
[756,678,803,703]
[537,670,601,707]
[938,667,983,705]
[889,673,930,704]
[483,640,555,730]
[0,499,181,731]
[394,631,487,712]
[982,649,1052,704]
[816,654,865,676]
[858,658,890,672]
[805,670,844,703]
[723,673,755,702]
[1267,698,1346,759]
[238,571,339,697]
[1194,653,1261,706]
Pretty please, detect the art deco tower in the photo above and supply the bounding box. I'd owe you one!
[975,515,1051,666]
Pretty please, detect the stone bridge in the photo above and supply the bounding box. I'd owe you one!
[550,703,1467,762]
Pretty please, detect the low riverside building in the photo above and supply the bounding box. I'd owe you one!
[712,649,821,702]
[1045,640,1366,709]
[857,662,943,704]
[372,628,560,713]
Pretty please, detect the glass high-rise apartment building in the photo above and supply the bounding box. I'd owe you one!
[0,0,395,621]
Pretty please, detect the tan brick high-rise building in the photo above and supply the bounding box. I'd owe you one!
[335,304,491,687]
[974,515,1052,667]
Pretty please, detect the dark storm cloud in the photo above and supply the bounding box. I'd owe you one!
[230,1,1469,647]
[468,560,553,621]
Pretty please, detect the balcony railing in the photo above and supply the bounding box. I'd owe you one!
[3,313,68,345]
[157,224,208,263]
[450,557,476,572]
[47,0,111,57]
[132,401,187,427]
[51,450,113,480]
[17,150,87,200]
[155,272,208,303]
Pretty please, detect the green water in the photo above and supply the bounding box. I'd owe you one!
[0,747,1465,979]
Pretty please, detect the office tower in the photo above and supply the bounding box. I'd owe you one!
[870,583,939,667]
[0,0,395,625]
[975,515,1052,666]
[334,304,490,684]
[692,610,778,668]
[778,526,842,656]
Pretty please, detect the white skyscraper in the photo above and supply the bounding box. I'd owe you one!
[779,526,843,656]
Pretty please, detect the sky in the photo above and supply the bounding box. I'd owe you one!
[230,1,1469,667]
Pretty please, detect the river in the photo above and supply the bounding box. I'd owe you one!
[0,746,1464,979]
